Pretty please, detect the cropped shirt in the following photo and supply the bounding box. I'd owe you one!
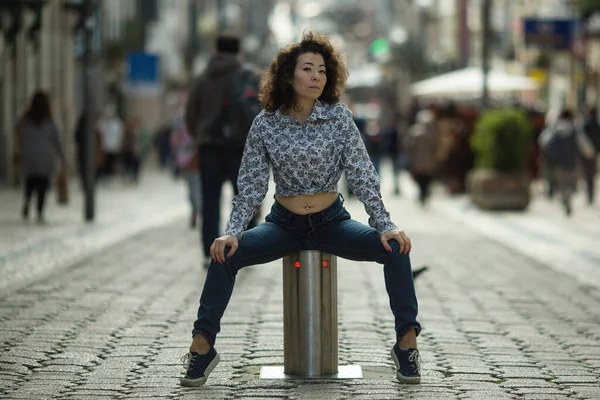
[224,101,397,238]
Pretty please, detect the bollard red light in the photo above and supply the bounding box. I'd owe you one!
[322,260,329,268]
[294,261,301,268]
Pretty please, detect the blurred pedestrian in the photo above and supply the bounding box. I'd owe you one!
[181,31,421,387]
[539,109,595,215]
[406,109,439,206]
[97,104,124,180]
[171,115,201,229]
[185,35,261,267]
[122,116,144,183]
[582,106,600,205]
[380,118,405,196]
[12,90,65,223]
[154,123,174,172]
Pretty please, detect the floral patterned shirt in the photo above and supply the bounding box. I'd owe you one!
[224,101,397,239]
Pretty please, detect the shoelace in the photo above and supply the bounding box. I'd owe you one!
[181,353,193,371]
[408,349,421,373]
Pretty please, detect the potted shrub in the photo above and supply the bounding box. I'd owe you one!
[467,108,533,210]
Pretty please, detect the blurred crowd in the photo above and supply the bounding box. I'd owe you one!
[352,100,599,215]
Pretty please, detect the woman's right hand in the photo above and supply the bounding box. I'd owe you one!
[210,234,239,264]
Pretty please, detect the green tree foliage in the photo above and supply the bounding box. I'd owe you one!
[470,108,533,173]
[580,0,600,16]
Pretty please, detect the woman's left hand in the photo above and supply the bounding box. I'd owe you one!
[380,229,412,255]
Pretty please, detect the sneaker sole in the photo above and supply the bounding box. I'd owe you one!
[390,348,421,384]
[180,353,221,387]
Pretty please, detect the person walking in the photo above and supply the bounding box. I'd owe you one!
[185,35,261,268]
[97,104,124,180]
[539,109,595,215]
[13,90,65,223]
[406,109,439,206]
[582,106,600,205]
[181,31,421,387]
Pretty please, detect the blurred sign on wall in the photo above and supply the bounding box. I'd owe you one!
[523,18,579,51]
[126,51,161,95]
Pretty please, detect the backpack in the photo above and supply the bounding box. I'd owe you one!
[544,130,577,167]
[222,67,262,147]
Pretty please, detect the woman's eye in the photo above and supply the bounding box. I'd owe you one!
[319,70,326,74]
[303,68,311,72]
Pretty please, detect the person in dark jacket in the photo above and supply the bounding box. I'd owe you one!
[185,35,258,268]
[582,106,600,205]
[539,109,595,215]
[13,90,65,223]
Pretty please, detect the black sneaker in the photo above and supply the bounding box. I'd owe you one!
[180,347,220,387]
[391,344,421,384]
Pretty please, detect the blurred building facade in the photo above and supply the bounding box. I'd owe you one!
[0,0,79,184]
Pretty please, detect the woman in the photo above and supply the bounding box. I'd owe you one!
[14,90,65,223]
[181,32,421,386]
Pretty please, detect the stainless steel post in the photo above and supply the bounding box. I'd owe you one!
[283,251,337,377]
[259,250,362,380]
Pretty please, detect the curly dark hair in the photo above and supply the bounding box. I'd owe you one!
[259,31,348,112]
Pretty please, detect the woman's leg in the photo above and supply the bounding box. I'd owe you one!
[23,176,35,218]
[36,177,50,219]
[192,219,302,347]
[313,210,421,344]
[184,170,200,227]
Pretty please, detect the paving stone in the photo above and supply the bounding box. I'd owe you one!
[552,375,599,384]
[0,363,32,376]
[1,174,600,398]
[495,367,553,379]
[500,379,559,388]
[564,385,600,398]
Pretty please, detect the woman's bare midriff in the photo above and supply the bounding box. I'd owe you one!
[275,192,339,215]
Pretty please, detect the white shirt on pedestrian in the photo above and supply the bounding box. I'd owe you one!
[98,118,124,153]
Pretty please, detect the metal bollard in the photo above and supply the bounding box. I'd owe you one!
[260,250,362,380]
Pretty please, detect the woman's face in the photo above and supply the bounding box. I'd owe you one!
[291,52,327,103]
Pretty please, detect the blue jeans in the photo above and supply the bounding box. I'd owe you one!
[192,195,421,345]
[182,169,201,217]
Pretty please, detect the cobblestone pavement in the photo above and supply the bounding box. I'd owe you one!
[1,168,600,399]
[0,170,188,293]
[418,173,600,290]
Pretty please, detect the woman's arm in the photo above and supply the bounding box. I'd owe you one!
[340,106,397,234]
[224,116,270,238]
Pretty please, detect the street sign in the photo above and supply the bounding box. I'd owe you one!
[126,52,161,95]
[523,18,579,51]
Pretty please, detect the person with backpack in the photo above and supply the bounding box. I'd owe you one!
[539,109,595,216]
[185,35,261,268]
[582,106,600,205]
